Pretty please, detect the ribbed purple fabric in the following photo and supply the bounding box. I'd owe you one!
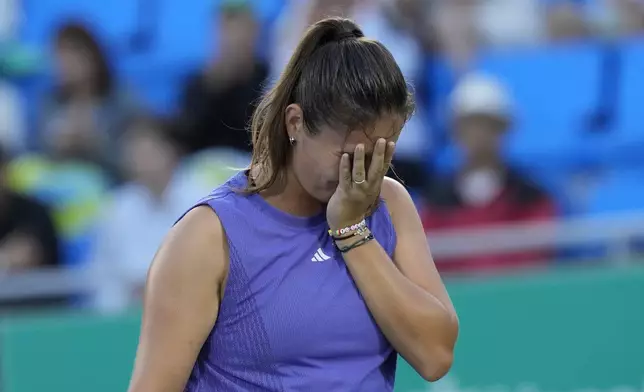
[182,172,398,392]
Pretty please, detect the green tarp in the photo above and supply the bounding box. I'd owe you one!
[2,266,643,392]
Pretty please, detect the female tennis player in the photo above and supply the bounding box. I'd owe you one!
[128,17,458,392]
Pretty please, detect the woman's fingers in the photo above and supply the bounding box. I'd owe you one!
[339,153,352,189]
[384,141,396,170]
[345,139,395,194]
[352,144,366,185]
[368,138,387,182]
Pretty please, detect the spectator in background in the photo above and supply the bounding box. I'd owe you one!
[271,0,356,79]
[39,22,139,181]
[476,0,545,47]
[5,148,109,266]
[429,0,479,70]
[431,0,547,67]
[421,74,556,273]
[91,116,205,312]
[179,0,268,154]
[545,0,591,41]
[7,23,120,266]
[610,0,644,35]
[0,145,60,273]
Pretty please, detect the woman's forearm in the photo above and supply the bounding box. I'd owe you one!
[340,237,458,381]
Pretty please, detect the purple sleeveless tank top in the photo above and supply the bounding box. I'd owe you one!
[182,171,398,392]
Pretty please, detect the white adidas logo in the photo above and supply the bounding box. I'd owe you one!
[311,248,331,262]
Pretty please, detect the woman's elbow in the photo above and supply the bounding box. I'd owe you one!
[417,319,458,381]
[418,347,454,382]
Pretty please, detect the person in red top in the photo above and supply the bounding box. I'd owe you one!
[421,73,557,273]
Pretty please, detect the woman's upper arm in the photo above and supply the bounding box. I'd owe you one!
[128,206,229,392]
[381,177,456,316]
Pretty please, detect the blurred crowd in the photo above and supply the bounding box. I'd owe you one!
[1,0,644,310]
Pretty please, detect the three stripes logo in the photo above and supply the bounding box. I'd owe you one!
[311,248,331,262]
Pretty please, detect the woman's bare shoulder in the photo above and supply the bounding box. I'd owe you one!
[380,176,411,208]
[148,205,229,293]
[129,205,228,392]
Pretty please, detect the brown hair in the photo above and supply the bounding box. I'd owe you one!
[54,22,113,101]
[246,17,414,193]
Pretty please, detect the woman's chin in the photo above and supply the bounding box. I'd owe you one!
[314,187,336,204]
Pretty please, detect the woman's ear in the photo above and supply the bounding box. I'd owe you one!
[285,103,303,142]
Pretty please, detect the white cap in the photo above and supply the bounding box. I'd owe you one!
[450,73,512,119]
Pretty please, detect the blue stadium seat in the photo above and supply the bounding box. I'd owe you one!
[475,44,604,170]
[586,168,644,214]
[20,0,136,48]
[20,0,214,67]
[608,39,644,165]
[136,0,284,64]
[423,56,459,177]
[578,168,644,257]
[115,55,182,115]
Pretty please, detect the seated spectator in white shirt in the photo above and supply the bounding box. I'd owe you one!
[421,74,557,274]
[90,115,206,312]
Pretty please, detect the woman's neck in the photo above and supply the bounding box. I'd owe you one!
[253,166,324,218]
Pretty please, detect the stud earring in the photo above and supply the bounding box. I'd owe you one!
[289,137,296,145]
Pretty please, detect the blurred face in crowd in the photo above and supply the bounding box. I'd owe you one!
[454,113,508,165]
[217,8,258,64]
[55,39,97,87]
[546,2,589,41]
[394,0,424,17]
[123,124,178,187]
[613,0,644,35]
[310,0,357,23]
